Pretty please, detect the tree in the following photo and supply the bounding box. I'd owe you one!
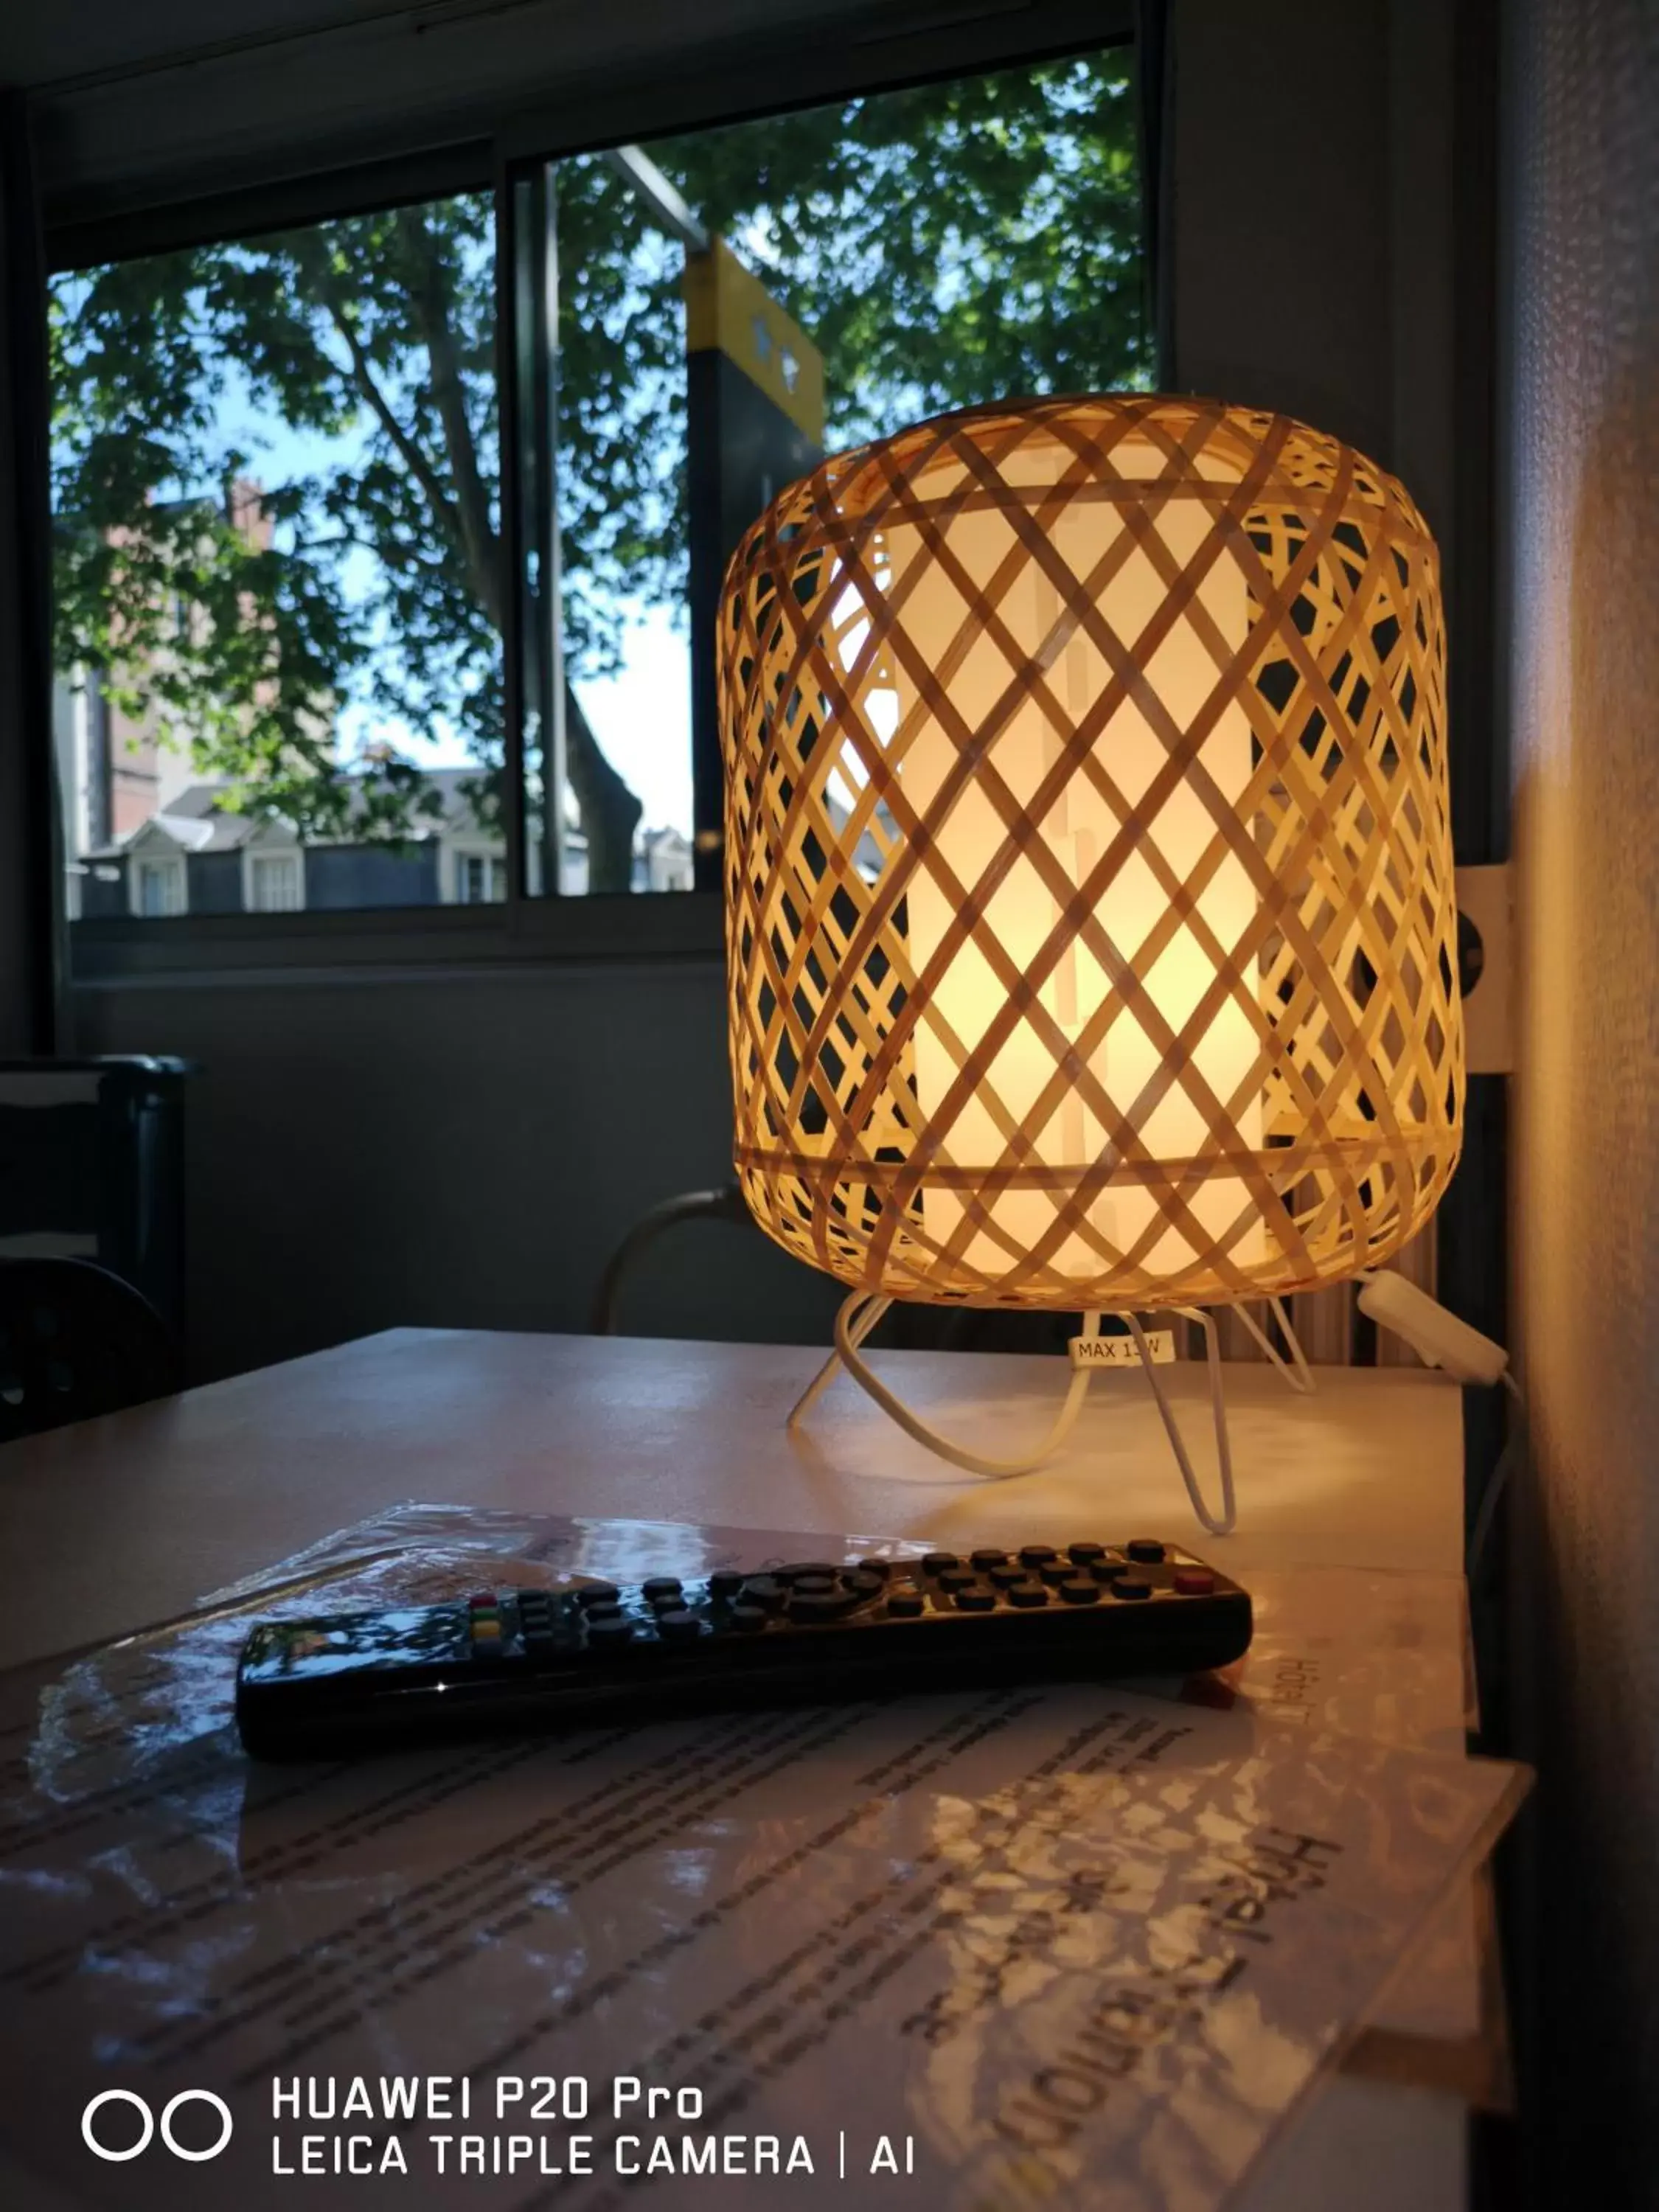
[49,50,1142,890]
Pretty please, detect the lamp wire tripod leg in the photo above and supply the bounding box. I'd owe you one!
[1227,1297,1316,1395]
[1124,1309,1238,1537]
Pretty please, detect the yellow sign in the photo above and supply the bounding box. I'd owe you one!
[683,238,824,445]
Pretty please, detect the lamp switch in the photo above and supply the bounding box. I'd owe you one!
[1356,1271,1510,1385]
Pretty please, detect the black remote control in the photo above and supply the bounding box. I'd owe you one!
[234,1540,1251,1761]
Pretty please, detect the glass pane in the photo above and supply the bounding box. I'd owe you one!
[522,44,1144,896]
[50,191,504,924]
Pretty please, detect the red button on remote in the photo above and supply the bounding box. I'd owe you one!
[1173,1568,1215,1595]
[468,1592,498,1610]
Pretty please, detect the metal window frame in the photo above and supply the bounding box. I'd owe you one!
[55,0,1135,984]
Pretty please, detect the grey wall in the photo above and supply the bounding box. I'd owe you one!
[73,957,843,1380]
[307,845,437,909]
[1503,0,1658,2193]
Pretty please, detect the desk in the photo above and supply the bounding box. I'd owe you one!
[0,1331,1484,2208]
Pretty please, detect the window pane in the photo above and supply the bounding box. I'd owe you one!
[51,192,504,924]
[521,45,1144,897]
[248,853,304,912]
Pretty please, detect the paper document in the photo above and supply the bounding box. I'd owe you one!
[0,1506,1526,2211]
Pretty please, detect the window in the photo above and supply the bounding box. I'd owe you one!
[51,41,1143,938]
[246,852,305,913]
[133,856,187,917]
[521,48,1146,900]
[51,190,501,924]
[453,852,507,904]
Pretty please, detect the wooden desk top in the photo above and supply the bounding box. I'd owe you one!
[0,1328,1462,1673]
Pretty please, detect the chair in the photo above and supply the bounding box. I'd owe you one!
[0,1258,181,1444]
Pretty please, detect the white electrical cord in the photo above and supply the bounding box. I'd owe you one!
[1354,1270,1526,1576]
[788,1267,1511,1557]
[791,1291,1243,1530]
[787,1291,1105,1479]
[1467,1368,1526,1573]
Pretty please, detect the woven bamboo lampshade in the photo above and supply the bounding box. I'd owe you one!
[719,394,1464,1315]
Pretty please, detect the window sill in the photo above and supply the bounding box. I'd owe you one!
[69,891,726,981]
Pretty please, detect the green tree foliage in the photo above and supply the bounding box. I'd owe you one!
[49,51,1142,891]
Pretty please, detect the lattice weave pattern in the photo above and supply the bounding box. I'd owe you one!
[720,394,1464,1309]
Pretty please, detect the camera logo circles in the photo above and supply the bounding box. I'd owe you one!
[81,2089,233,2163]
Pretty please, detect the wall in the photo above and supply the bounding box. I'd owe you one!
[1504,0,1659,2192]
[73,958,843,1380]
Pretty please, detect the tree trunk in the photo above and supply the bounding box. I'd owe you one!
[563,681,641,891]
[385,212,646,889]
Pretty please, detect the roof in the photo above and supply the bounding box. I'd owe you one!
[86,767,497,859]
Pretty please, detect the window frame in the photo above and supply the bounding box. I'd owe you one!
[243,847,306,914]
[450,848,509,906]
[50,0,1137,982]
[131,852,188,919]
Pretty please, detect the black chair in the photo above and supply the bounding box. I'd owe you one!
[0,1257,181,1444]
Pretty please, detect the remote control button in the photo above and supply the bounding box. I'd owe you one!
[1067,1542,1107,1564]
[656,1609,707,1641]
[885,1593,925,1618]
[518,1592,554,1617]
[585,1616,633,1644]
[584,1602,623,1624]
[1038,1560,1073,1586]
[1090,1559,1129,1582]
[1019,1545,1058,1566]
[922,1552,959,1574]
[470,1617,503,1641]
[709,1571,746,1600]
[970,1548,1008,1570]
[954,1588,996,1612]
[989,1562,1026,1587]
[1005,1582,1048,1607]
[1173,1568,1217,1595]
[856,1557,893,1578]
[1126,1540,1166,1564]
[743,1576,787,1612]
[938,1567,975,1592]
[1113,1578,1153,1601]
[792,1574,838,1596]
[577,1582,620,1608]
[641,1576,683,1600]
[787,1590,861,1624]
[467,1590,498,1609]
[841,1571,886,1597]
[1057,1579,1101,1604]
[776,1562,840,1583]
[728,1604,768,1632]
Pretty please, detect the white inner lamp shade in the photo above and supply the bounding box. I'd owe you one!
[859,433,1264,1289]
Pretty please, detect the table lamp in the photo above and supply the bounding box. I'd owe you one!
[718,394,1464,1528]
